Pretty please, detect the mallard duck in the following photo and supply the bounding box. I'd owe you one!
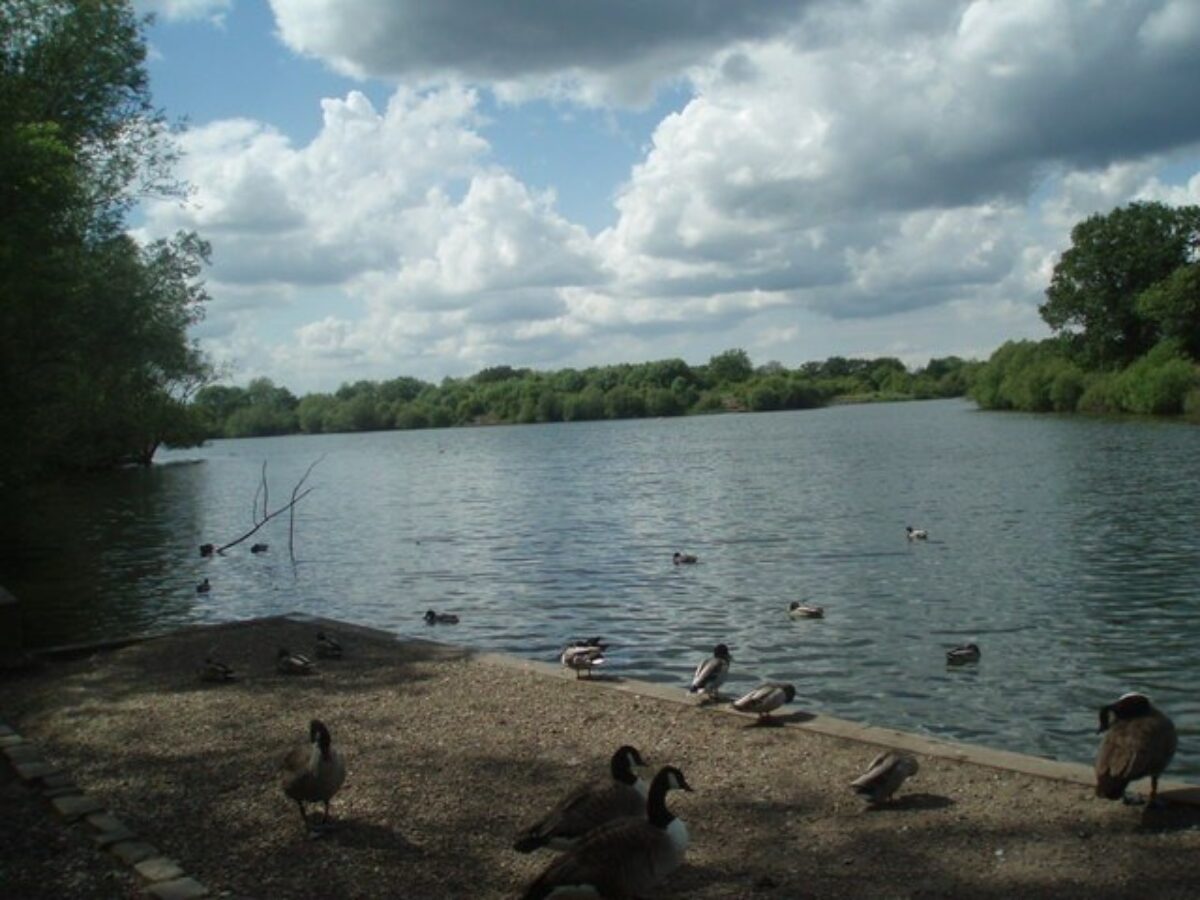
[424,609,460,625]
[906,526,928,540]
[946,643,981,665]
[196,578,211,594]
[251,542,269,554]
[851,751,919,804]
[1095,692,1177,807]
[513,745,648,853]
[568,636,609,653]
[688,643,732,701]
[672,551,698,565]
[561,644,606,679]
[280,719,346,833]
[315,631,343,659]
[788,602,825,619]
[276,647,316,675]
[199,656,236,683]
[732,682,796,723]
[520,765,692,900]
[199,543,215,557]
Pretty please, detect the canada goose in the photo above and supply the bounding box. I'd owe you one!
[424,609,459,625]
[520,765,693,900]
[277,647,317,675]
[513,745,648,853]
[280,719,346,833]
[1095,692,1177,806]
[315,631,343,659]
[906,526,928,540]
[732,682,796,723]
[199,656,236,683]
[196,578,211,594]
[788,602,825,619]
[946,643,981,665]
[562,645,606,679]
[673,551,698,565]
[251,542,269,554]
[851,751,919,805]
[199,543,215,557]
[689,644,732,701]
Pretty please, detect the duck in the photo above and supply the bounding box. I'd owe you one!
[513,745,648,853]
[314,631,343,659]
[788,601,825,619]
[1094,692,1177,807]
[424,609,460,625]
[196,578,211,594]
[199,543,215,557]
[906,526,928,540]
[198,656,236,683]
[276,647,317,675]
[945,643,981,665]
[851,751,919,805]
[520,765,693,900]
[561,644,606,679]
[732,682,797,724]
[280,719,346,834]
[251,542,269,554]
[688,643,732,701]
[567,636,609,653]
[672,551,698,565]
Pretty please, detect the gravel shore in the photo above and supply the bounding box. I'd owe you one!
[1,615,1198,899]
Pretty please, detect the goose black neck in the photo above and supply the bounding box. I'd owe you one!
[611,751,637,785]
[646,774,677,829]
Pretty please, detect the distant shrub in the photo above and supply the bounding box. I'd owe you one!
[1077,372,1120,413]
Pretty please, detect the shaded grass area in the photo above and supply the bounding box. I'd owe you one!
[1,617,1199,899]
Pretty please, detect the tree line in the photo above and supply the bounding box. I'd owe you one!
[192,353,977,439]
[0,0,211,486]
[970,201,1200,416]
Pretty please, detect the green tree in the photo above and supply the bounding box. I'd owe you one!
[1040,201,1200,366]
[706,348,754,384]
[1137,263,1200,359]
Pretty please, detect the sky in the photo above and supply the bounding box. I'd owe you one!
[133,0,1200,394]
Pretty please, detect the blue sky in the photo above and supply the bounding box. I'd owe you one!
[135,0,1200,393]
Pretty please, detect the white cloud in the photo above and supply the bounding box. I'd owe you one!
[136,0,231,25]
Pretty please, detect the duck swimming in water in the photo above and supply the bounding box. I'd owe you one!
[673,551,698,565]
[788,601,825,619]
[945,643,981,665]
[424,609,460,625]
[906,526,928,540]
[196,578,211,594]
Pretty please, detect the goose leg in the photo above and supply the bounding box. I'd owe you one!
[1148,776,1163,809]
[296,800,308,829]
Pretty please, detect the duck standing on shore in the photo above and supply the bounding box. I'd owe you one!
[562,644,606,679]
[513,745,648,852]
[689,643,732,702]
[851,751,919,805]
[199,656,236,683]
[280,719,346,834]
[315,631,343,659]
[1094,692,1177,807]
[520,765,693,900]
[276,647,316,675]
[732,682,797,724]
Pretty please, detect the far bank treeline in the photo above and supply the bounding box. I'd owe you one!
[193,353,976,439]
[970,201,1200,417]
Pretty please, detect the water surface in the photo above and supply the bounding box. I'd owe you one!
[5,400,1198,777]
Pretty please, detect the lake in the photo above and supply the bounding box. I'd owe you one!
[4,398,1198,778]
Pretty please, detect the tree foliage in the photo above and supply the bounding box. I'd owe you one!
[1040,201,1200,366]
[0,0,210,481]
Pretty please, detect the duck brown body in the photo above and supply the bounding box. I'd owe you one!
[1094,693,1177,803]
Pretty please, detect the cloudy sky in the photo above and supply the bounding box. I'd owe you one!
[135,0,1200,393]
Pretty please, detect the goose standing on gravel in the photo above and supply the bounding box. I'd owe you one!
[906,526,928,540]
[851,751,919,805]
[732,682,797,724]
[562,644,606,679]
[513,745,648,853]
[788,602,825,619]
[520,765,693,900]
[1095,692,1177,807]
[945,643,981,665]
[689,643,732,701]
[280,719,346,834]
[276,647,317,675]
[315,631,343,659]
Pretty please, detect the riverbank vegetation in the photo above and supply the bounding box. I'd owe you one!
[192,352,977,438]
[970,202,1200,418]
[0,0,213,485]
